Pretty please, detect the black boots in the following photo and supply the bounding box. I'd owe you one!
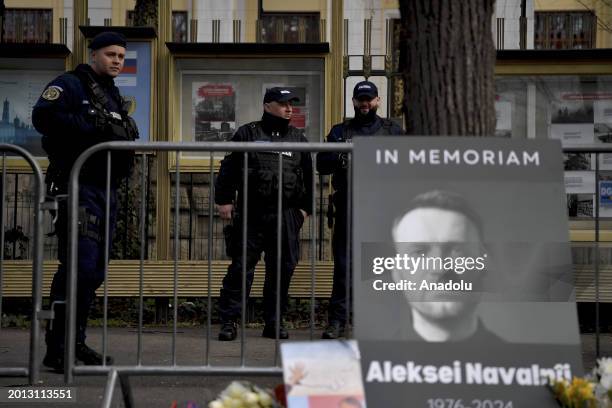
[75,343,113,365]
[218,321,238,341]
[261,323,288,339]
[43,343,113,373]
[218,321,290,340]
[321,321,346,339]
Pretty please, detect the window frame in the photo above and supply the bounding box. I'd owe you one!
[259,11,321,43]
[3,8,53,44]
[534,10,597,50]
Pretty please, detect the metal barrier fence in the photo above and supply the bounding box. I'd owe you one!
[2,141,606,404]
[563,145,612,359]
[64,141,352,407]
[0,143,49,384]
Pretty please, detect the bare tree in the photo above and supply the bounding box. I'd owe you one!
[399,0,496,136]
[133,0,158,29]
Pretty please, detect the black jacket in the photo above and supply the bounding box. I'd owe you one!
[32,64,136,187]
[317,115,404,203]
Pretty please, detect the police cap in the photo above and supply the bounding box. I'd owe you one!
[263,87,300,104]
[89,31,127,50]
[353,81,378,99]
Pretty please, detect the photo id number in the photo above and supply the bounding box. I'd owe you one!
[2,388,75,403]
[427,398,513,408]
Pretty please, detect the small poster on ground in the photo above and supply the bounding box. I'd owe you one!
[281,340,367,408]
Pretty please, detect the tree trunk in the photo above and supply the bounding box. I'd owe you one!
[133,0,158,29]
[0,0,5,43]
[399,0,496,136]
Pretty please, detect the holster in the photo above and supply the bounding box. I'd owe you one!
[78,206,102,243]
[45,164,68,222]
[327,194,335,229]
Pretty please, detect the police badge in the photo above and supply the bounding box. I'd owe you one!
[42,86,62,101]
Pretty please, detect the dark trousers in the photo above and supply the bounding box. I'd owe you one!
[219,208,304,325]
[46,184,117,352]
[328,202,351,325]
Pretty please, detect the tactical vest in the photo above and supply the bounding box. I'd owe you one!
[331,118,397,195]
[72,69,139,142]
[245,123,306,210]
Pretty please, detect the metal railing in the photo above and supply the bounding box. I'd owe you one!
[63,141,352,408]
[0,143,49,384]
[563,145,612,359]
[2,140,605,403]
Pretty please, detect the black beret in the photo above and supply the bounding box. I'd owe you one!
[89,31,127,50]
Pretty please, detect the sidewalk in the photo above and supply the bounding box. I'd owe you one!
[0,326,316,407]
[0,327,610,407]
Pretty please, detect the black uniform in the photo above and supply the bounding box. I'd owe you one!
[317,114,403,329]
[215,111,313,329]
[32,61,137,369]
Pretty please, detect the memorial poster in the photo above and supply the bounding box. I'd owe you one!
[353,137,583,407]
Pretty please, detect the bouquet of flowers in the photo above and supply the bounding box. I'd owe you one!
[550,358,612,408]
[208,381,280,408]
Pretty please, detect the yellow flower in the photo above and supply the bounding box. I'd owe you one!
[564,377,596,408]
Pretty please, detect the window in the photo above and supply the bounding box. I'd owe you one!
[534,11,596,49]
[2,9,52,44]
[260,13,320,43]
[171,11,188,43]
[126,11,188,42]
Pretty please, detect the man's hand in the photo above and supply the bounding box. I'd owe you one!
[217,204,234,220]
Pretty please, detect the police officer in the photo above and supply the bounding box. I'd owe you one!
[215,87,313,341]
[32,31,138,370]
[317,81,403,339]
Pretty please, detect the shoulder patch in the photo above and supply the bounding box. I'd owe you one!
[41,86,63,101]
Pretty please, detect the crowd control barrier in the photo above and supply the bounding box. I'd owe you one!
[63,141,352,408]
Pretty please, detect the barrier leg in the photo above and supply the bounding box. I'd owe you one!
[119,373,134,408]
[101,369,118,408]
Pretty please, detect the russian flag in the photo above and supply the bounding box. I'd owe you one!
[121,51,137,74]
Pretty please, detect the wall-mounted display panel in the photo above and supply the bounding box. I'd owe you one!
[177,57,324,160]
[496,73,612,221]
[0,58,66,157]
[115,41,153,142]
